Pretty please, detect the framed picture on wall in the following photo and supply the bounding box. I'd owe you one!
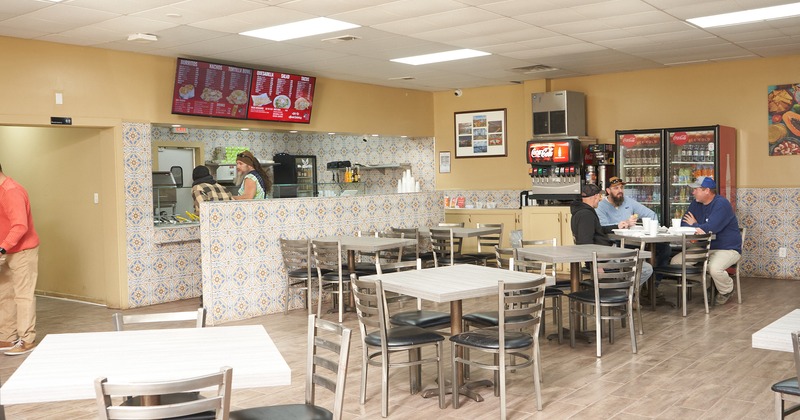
[454,108,507,158]
[767,83,800,156]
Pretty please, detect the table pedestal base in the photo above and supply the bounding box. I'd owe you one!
[421,379,493,402]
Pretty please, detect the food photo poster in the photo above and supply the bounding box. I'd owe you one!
[767,83,800,156]
[454,109,507,158]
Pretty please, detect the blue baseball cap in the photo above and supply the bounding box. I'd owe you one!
[689,176,717,189]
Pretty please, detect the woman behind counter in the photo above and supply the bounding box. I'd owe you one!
[234,150,271,200]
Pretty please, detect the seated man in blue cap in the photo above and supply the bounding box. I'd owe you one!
[676,176,742,305]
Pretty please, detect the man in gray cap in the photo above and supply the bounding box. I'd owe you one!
[190,165,233,215]
[676,176,741,305]
[570,183,653,286]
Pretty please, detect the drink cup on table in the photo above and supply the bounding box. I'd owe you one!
[671,218,681,228]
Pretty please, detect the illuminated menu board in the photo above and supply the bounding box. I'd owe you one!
[247,70,316,123]
[171,58,252,119]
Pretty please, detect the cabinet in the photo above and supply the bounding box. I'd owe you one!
[444,209,521,253]
[521,207,574,246]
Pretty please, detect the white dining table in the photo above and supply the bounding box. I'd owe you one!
[365,264,544,402]
[315,235,417,271]
[418,226,503,238]
[0,325,291,405]
[752,309,800,352]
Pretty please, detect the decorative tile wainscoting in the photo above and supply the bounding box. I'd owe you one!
[199,192,444,325]
[737,188,800,279]
[440,189,526,209]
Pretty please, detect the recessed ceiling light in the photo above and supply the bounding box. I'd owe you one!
[289,130,298,133]
[328,132,336,135]
[687,2,800,28]
[240,17,360,41]
[127,33,158,43]
[43,0,66,2]
[391,49,490,65]
[171,124,181,128]
[240,128,249,131]
[165,13,182,18]
[371,134,379,137]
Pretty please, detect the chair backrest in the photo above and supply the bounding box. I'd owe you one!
[312,240,343,280]
[429,228,456,267]
[391,227,420,260]
[517,238,558,280]
[792,331,800,381]
[378,231,405,264]
[351,277,391,351]
[738,227,747,264]
[495,245,515,269]
[375,258,423,309]
[497,276,546,339]
[591,250,639,297]
[95,366,232,420]
[281,238,312,276]
[113,308,205,331]
[678,233,712,276]
[475,223,504,253]
[306,314,352,420]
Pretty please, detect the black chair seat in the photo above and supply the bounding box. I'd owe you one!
[364,325,444,347]
[569,289,629,304]
[772,377,800,395]
[463,311,533,328]
[545,288,565,296]
[438,255,480,265]
[355,262,379,273]
[321,271,369,281]
[390,310,450,329]
[653,264,704,276]
[449,328,533,350]
[287,268,322,278]
[230,404,333,420]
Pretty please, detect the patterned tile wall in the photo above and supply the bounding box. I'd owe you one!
[737,188,800,279]
[199,192,444,325]
[123,123,437,309]
[439,189,527,209]
[151,127,436,195]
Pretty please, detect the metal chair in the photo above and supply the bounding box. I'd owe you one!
[111,308,208,409]
[351,276,446,418]
[355,230,380,275]
[568,250,641,358]
[95,366,232,420]
[462,223,504,266]
[391,227,433,266]
[430,228,479,267]
[450,277,546,418]
[375,258,451,331]
[653,233,712,316]
[230,315,352,420]
[280,238,319,315]
[772,331,800,419]
[113,308,206,331]
[312,239,350,323]
[516,240,565,343]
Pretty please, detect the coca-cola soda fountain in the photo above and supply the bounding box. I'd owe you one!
[526,138,590,201]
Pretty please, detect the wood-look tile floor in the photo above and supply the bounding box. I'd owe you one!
[2,276,798,419]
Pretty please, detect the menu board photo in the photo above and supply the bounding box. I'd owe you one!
[171,58,252,119]
[247,70,316,123]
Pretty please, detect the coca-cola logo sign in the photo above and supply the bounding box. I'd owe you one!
[527,141,570,163]
[620,134,637,147]
[672,132,688,146]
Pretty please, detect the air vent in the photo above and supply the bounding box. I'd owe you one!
[321,35,360,43]
[388,76,415,81]
[511,64,558,74]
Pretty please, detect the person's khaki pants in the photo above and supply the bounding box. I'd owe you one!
[0,246,38,343]
[670,248,740,295]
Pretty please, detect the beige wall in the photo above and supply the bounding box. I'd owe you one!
[0,126,121,304]
[434,54,800,189]
[0,36,434,137]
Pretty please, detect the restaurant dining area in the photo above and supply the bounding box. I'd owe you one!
[1,264,798,419]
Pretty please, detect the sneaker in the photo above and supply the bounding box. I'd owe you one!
[0,340,16,351]
[4,340,36,356]
[715,291,734,305]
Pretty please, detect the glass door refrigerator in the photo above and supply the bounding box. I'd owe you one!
[664,125,736,221]
[294,155,317,197]
[615,129,664,223]
[272,153,318,198]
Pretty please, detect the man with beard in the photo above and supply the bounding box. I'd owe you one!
[596,177,671,301]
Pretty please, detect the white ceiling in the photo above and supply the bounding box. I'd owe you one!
[2,0,800,91]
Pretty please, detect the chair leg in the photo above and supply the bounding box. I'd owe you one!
[532,338,543,411]
[775,392,783,420]
[360,346,369,405]
[568,300,576,348]
[702,274,710,314]
[595,304,602,358]
[498,351,506,420]
[451,343,460,409]
[381,352,389,418]
[408,349,421,394]
[736,269,742,304]
[628,301,637,354]
[555,296,563,344]
[436,342,445,409]
[635,286,644,335]
[681,277,688,317]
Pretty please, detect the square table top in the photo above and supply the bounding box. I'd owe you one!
[314,235,416,252]
[515,244,651,263]
[1,325,290,405]
[609,231,714,244]
[365,264,544,303]
[752,309,800,352]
